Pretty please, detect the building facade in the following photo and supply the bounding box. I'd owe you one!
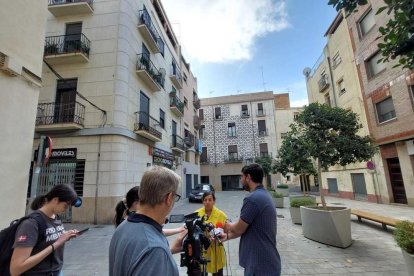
[346,1,414,206]
[0,0,48,228]
[32,0,200,224]
[200,91,300,191]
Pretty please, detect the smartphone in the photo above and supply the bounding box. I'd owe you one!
[77,227,89,235]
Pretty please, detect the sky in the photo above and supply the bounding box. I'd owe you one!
[162,0,338,107]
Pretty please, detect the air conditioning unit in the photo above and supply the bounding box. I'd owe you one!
[406,139,414,155]
[0,53,22,77]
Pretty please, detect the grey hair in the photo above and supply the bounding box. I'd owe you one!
[139,166,180,207]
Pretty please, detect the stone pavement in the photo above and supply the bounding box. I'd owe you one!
[62,191,413,275]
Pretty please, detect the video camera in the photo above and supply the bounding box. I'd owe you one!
[169,212,215,276]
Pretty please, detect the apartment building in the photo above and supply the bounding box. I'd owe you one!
[0,1,48,228]
[304,11,388,204]
[273,94,306,188]
[200,91,292,191]
[32,0,200,223]
[346,1,414,206]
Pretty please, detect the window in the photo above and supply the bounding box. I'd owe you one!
[184,97,188,108]
[376,97,396,123]
[281,133,287,139]
[332,52,342,68]
[183,72,187,82]
[241,104,249,116]
[293,112,299,120]
[338,78,346,96]
[258,120,267,136]
[366,52,386,78]
[199,125,205,138]
[358,9,375,37]
[199,109,204,120]
[228,122,236,137]
[214,107,222,120]
[159,109,165,129]
[325,93,331,107]
[259,143,268,157]
[257,103,264,116]
[228,145,238,159]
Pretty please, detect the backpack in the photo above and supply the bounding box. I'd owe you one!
[0,212,47,276]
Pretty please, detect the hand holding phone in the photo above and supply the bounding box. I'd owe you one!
[76,227,89,235]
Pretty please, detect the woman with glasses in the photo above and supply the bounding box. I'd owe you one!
[114,186,185,236]
[10,184,81,276]
[195,191,227,276]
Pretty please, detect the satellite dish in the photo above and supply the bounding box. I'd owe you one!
[303,67,311,78]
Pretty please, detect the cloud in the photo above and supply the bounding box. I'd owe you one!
[162,0,290,63]
[290,98,308,107]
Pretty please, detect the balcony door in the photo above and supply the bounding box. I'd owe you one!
[139,92,150,128]
[55,79,77,123]
[65,22,82,52]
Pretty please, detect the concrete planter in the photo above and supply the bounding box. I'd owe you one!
[276,188,289,197]
[401,250,414,276]
[301,206,352,248]
[289,207,302,224]
[273,197,284,208]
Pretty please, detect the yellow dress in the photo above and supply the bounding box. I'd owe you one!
[196,206,227,273]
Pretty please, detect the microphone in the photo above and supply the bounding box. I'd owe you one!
[210,222,224,244]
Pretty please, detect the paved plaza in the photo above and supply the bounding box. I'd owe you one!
[62,191,414,275]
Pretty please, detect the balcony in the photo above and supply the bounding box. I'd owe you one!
[200,156,210,164]
[318,75,330,92]
[193,96,200,109]
[170,63,183,89]
[258,129,268,137]
[184,133,195,148]
[44,34,90,64]
[241,110,250,118]
[134,111,162,142]
[193,115,201,130]
[138,8,164,54]
[48,0,93,17]
[256,109,265,117]
[224,154,244,163]
[136,54,164,92]
[35,101,85,132]
[169,92,184,117]
[171,134,185,153]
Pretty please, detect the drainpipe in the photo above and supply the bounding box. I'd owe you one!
[326,50,338,107]
[93,135,102,225]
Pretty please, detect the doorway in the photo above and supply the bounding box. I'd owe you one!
[55,79,77,123]
[387,158,407,204]
[351,173,367,200]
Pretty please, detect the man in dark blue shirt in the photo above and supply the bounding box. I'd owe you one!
[223,163,281,276]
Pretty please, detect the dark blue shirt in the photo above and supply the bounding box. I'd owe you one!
[239,186,281,275]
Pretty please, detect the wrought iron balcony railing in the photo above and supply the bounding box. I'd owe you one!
[200,156,210,164]
[170,62,183,86]
[184,133,195,148]
[138,8,164,53]
[36,101,85,126]
[169,92,184,115]
[44,34,91,58]
[136,53,165,88]
[48,0,93,6]
[258,129,268,137]
[224,154,244,163]
[241,110,250,117]
[172,134,185,151]
[256,109,265,116]
[318,75,329,92]
[134,111,162,140]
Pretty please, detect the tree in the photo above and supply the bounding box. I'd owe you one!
[254,155,273,189]
[273,133,317,195]
[328,0,414,69]
[277,103,376,208]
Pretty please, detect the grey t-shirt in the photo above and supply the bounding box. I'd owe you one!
[239,186,281,275]
[13,210,65,275]
[109,213,179,276]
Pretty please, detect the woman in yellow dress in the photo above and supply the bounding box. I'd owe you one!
[195,191,227,276]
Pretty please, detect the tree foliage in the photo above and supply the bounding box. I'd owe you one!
[254,155,273,176]
[328,0,414,69]
[275,103,376,207]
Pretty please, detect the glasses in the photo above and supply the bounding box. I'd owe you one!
[174,193,181,202]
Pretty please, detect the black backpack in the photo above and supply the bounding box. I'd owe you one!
[0,212,46,276]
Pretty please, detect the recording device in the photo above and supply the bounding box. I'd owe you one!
[169,212,214,276]
[76,227,89,235]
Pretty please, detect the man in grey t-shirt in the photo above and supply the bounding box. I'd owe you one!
[223,164,281,276]
[109,166,186,276]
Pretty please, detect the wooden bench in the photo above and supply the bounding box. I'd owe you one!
[351,209,401,230]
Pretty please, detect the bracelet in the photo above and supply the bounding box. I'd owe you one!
[51,244,55,252]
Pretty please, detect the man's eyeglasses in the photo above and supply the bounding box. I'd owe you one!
[174,193,181,202]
